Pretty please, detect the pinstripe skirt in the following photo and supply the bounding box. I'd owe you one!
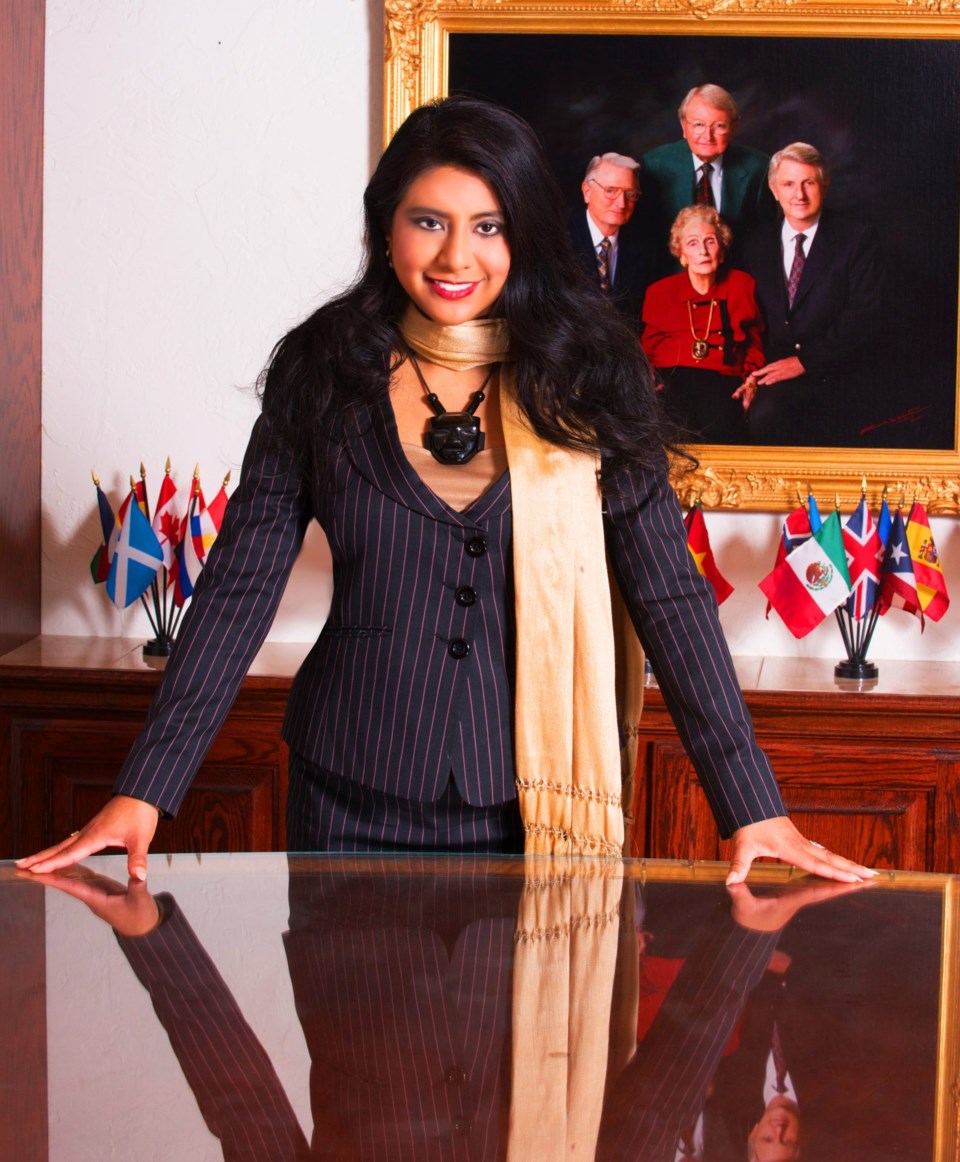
[286,751,525,854]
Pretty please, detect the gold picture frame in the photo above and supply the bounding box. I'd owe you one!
[382,0,960,513]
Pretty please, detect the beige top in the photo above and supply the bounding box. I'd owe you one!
[401,442,507,512]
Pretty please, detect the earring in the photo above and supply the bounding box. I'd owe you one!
[386,244,393,269]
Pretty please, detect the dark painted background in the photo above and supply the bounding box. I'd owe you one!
[450,33,960,450]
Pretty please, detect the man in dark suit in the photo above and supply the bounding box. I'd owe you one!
[569,151,651,329]
[742,142,883,446]
[642,84,773,270]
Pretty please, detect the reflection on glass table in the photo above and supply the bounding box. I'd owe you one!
[2,854,957,1161]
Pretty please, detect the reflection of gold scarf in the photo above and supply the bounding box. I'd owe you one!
[397,308,644,856]
[508,858,633,1160]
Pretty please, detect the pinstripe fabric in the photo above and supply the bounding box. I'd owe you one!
[603,463,785,836]
[285,753,525,853]
[115,394,784,840]
[118,895,309,1161]
[285,867,518,1160]
[115,870,776,1161]
[597,913,777,1161]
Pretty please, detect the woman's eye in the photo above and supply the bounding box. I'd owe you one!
[476,221,502,236]
[415,216,443,231]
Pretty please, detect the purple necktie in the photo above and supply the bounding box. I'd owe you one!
[787,232,806,307]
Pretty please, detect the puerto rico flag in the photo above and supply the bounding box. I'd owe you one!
[879,509,923,622]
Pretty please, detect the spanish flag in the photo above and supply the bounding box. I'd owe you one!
[906,501,949,622]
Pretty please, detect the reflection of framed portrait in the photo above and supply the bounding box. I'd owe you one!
[632,862,960,1161]
[383,1,960,513]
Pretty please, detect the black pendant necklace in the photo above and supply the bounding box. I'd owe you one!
[407,351,497,465]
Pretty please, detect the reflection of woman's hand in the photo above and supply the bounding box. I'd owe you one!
[16,794,160,881]
[731,376,758,411]
[18,866,161,938]
[726,878,870,933]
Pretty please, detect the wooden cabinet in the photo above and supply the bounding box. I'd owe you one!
[0,637,306,860]
[4,640,960,871]
[630,655,960,872]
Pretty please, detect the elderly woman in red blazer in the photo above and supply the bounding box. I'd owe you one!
[641,205,763,444]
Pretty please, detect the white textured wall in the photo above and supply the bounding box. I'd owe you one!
[41,1,960,661]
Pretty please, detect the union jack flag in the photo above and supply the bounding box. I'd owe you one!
[843,496,884,620]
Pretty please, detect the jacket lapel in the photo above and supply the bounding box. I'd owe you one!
[343,398,508,527]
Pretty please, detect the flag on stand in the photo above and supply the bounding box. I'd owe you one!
[843,496,884,621]
[764,503,814,619]
[684,504,733,604]
[203,471,231,535]
[89,481,119,584]
[876,494,892,551]
[106,490,164,609]
[878,509,923,622]
[807,491,823,533]
[152,469,182,570]
[173,490,206,607]
[759,509,852,638]
[906,501,949,621]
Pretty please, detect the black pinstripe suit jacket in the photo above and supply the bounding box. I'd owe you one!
[114,395,784,835]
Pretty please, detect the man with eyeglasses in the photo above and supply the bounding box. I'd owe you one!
[569,151,652,330]
[642,84,773,271]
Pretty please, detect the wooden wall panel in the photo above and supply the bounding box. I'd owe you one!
[0,0,44,654]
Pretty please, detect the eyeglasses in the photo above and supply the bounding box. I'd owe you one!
[684,119,732,138]
[587,178,640,204]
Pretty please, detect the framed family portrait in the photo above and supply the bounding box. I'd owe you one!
[383,0,960,512]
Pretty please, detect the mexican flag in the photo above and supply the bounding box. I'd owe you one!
[759,509,852,638]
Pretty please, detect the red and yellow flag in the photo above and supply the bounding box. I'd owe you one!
[906,501,949,621]
[685,504,733,605]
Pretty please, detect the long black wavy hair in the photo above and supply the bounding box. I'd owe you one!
[258,93,687,483]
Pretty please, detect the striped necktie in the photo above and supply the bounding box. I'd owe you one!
[787,233,806,307]
[596,236,612,293]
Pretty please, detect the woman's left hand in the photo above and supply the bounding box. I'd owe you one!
[732,376,758,411]
[726,815,878,886]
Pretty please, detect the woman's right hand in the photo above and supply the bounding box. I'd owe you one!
[15,794,160,880]
[19,866,161,937]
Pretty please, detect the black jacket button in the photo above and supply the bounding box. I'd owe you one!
[455,586,477,607]
[465,536,487,557]
[449,638,470,659]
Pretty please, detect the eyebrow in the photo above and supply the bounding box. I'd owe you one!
[403,205,504,220]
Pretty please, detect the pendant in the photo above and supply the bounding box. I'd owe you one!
[426,413,485,465]
[691,338,709,361]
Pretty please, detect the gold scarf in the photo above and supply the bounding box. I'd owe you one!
[399,303,512,369]
[397,307,644,856]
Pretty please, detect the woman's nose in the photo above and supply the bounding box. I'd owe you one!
[439,228,471,270]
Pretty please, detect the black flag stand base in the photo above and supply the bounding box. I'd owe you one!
[834,658,879,681]
[143,635,175,658]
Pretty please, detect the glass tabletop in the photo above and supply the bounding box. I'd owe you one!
[2,853,958,1161]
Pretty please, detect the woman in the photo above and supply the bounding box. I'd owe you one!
[18,96,870,885]
[641,205,763,444]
